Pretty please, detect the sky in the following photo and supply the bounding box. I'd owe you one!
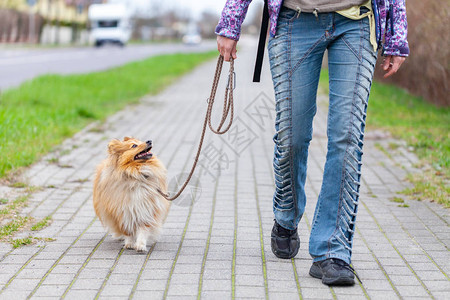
[125,0,261,20]
[170,0,228,17]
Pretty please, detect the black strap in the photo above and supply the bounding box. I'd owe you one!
[253,0,270,83]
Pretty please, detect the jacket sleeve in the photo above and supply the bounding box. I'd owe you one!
[215,0,253,41]
[383,0,410,56]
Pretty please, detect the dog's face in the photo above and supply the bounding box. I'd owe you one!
[108,137,154,168]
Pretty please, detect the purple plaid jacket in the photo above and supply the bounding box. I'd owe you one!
[216,0,409,56]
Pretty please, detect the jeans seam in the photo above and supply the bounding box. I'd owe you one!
[289,36,326,78]
[288,13,298,223]
[341,36,362,62]
[327,19,364,256]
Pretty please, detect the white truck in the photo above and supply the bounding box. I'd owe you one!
[88,3,132,47]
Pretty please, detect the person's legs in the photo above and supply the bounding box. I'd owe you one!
[268,8,331,258]
[269,9,328,231]
[308,14,377,265]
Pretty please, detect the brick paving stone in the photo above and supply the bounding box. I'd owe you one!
[32,284,66,297]
[268,292,300,300]
[200,290,232,299]
[301,287,334,299]
[366,290,400,299]
[395,284,431,298]
[77,267,110,279]
[100,284,133,296]
[234,285,266,299]
[64,289,98,300]
[132,290,165,299]
[140,269,171,281]
[135,279,167,291]
[44,273,76,285]
[166,283,198,296]
[416,270,448,281]
[267,279,298,292]
[433,291,450,300]
[201,279,231,291]
[362,279,396,291]
[0,290,31,299]
[5,278,41,291]
[0,40,448,300]
[70,278,105,290]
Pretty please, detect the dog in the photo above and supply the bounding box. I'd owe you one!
[93,137,170,252]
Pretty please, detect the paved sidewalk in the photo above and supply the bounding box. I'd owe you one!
[0,41,449,300]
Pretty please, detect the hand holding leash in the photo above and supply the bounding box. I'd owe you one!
[217,35,238,62]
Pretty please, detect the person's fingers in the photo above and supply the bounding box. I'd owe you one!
[222,45,231,61]
[223,51,231,62]
[216,36,225,58]
[383,56,406,78]
[394,56,406,69]
[384,67,396,78]
[222,45,236,61]
[231,46,237,60]
[382,56,392,71]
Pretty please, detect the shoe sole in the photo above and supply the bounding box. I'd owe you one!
[309,264,355,286]
[271,246,299,259]
[322,276,355,286]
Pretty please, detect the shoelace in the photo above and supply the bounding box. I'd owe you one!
[332,259,362,284]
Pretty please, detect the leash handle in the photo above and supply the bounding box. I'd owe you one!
[207,55,235,134]
[159,55,235,201]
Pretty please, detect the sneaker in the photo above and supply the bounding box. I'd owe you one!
[271,220,300,259]
[309,258,360,286]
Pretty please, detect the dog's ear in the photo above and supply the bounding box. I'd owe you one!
[123,137,132,141]
[108,139,122,154]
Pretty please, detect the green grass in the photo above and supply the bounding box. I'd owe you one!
[0,195,28,216]
[31,216,52,231]
[0,190,54,247]
[9,182,28,188]
[12,237,33,248]
[0,216,31,240]
[11,236,55,248]
[0,51,217,178]
[320,70,449,207]
[0,213,53,248]
[390,197,405,203]
[367,83,449,174]
[402,173,449,205]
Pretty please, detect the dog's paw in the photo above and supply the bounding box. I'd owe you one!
[124,237,134,249]
[134,241,147,252]
[124,243,134,249]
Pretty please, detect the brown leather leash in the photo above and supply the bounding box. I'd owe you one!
[158,55,235,201]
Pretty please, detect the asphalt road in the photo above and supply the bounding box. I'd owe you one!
[0,41,217,91]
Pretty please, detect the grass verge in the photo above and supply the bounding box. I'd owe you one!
[0,50,217,178]
[0,187,54,248]
[319,70,449,208]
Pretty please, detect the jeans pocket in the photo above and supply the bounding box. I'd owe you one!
[278,7,298,23]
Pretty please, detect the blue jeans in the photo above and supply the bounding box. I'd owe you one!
[268,8,377,264]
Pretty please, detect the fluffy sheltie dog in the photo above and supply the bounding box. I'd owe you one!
[93,137,170,252]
